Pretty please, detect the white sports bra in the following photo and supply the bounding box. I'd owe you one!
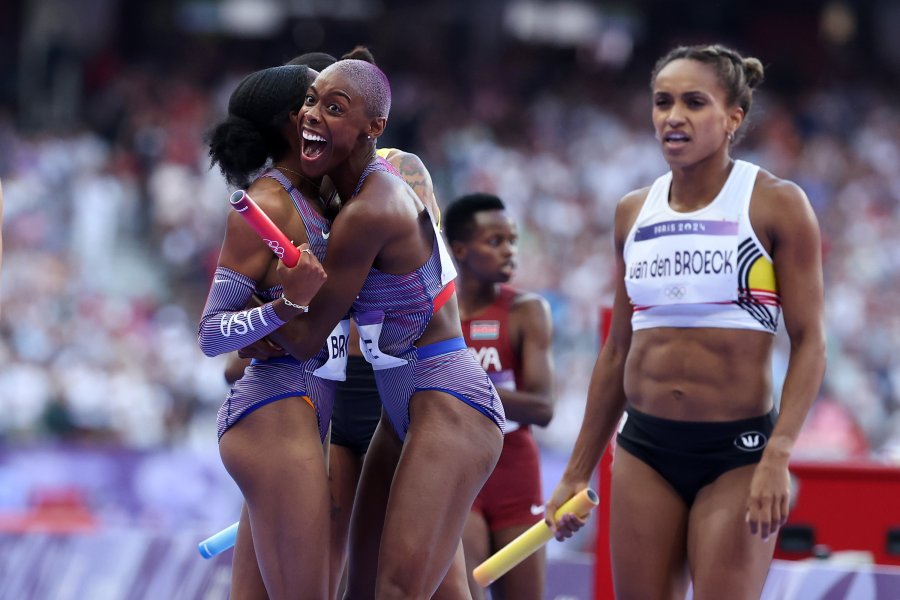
[623,160,781,333]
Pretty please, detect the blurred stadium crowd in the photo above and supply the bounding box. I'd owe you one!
[2,0,900,464]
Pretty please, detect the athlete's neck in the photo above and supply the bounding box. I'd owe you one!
[668,154,734,212]
[275,162,322,201]
[456,275,500,319]
[331,146,379,201]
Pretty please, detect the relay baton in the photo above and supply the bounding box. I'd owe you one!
[472,488,599,587]
[198,521,239,559]
[229,190,300,267]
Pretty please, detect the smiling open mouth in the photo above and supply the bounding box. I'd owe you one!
[302,130,327,159]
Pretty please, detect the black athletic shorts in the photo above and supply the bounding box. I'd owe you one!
[330,356,382,454]
[616,405,777,506]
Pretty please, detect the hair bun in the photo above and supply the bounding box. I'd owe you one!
[743,57,765,89]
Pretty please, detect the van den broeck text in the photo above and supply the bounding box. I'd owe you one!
[629,250,734,279]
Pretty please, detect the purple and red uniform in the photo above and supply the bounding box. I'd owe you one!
[198,169,349,442]
[349,158,505,440]
[463,285,543,531]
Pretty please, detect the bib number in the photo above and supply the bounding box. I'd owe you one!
[433,221,458,287]
[312,319,351,381]
[354,311,408,371]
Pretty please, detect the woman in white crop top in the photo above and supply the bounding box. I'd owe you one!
[546,44,825,599]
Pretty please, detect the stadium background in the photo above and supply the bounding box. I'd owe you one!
[2,0,900,597]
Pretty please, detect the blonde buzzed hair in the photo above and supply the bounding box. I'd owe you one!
[320,59,391,119]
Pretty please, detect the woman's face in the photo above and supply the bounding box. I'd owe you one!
[651,58,742,167]
[298,69,371,178]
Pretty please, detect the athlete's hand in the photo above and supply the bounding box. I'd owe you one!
[544,476,589,541]
[276,242,327,308]
[745,456,791,541]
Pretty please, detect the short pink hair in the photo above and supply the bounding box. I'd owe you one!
[320,59,391,119]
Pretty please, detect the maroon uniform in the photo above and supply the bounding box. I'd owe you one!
[462,285,543,531]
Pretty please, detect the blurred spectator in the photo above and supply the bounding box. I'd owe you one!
[1,24,899,470]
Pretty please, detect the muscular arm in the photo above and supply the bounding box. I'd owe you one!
[197,185,321,356]
[384,150,441,226]
[761,179,826,461]
[545,194,642,531]
[269,177,401,359]
[498,295,555,426]
[563,263,632,482]
[559,193,642,483]
[743,175,826,539]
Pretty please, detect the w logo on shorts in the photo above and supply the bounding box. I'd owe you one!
[734,431,767,452]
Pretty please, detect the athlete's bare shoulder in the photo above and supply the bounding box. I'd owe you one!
[614,185,652,240]
[753,167,811,214]
[753,168,809,205]
[508,287,552,319]
[381,148,438,219]
[244,176,296,223]
[750,167,817,245]
[505,287,552,347]
[340,169,419,229]
[618,185,652,213]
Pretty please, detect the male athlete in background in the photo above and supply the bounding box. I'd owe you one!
[445,193,556,600]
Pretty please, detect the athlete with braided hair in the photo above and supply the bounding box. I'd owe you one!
[546,44,825,599]
[200,63,334,599]
[226,45,446,599]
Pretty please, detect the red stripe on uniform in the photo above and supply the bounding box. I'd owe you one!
[433,280,456,314]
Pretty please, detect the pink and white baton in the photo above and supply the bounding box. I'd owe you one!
[229,190,300,267]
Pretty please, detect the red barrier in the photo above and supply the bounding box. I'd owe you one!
[594,307,615,599]
[776,460,900,566]
[0,487,97,533]
[593,446,614,599]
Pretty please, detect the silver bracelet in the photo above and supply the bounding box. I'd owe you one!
[281,293,310,313]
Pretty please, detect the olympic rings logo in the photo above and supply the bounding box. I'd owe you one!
[664,285,686,299]
[264,239,286,258]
